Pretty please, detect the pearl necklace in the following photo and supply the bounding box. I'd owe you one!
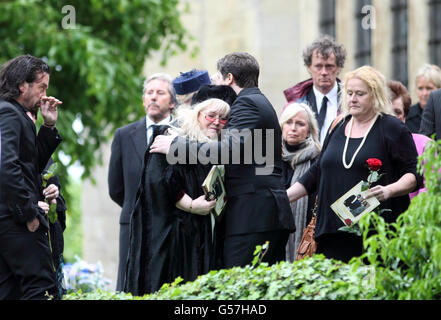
[342,114,378,169]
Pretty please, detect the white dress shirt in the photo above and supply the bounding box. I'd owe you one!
[313,82,339,145]
[146,115,172,144]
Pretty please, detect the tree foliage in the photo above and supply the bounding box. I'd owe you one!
[0,0,190,189]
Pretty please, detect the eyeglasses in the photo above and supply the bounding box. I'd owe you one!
[203,113,228,125]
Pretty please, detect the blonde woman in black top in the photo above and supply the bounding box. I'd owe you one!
[287,66,420,262]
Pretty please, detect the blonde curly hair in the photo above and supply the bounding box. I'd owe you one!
[341,66,393,117]
[171,98,230,142]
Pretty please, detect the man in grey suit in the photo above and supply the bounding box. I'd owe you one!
[108,73,176,291]
[420,88,441,140]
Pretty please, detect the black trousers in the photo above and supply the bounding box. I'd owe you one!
[223,230,290,268]
[316,232,363,263]
[0,217,57,300]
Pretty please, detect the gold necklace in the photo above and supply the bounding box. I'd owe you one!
[342,114,378,169]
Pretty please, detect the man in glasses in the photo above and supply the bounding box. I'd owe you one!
[283,35,346,145]
[151,52,294,268]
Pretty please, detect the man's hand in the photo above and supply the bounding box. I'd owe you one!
[43,184,59,202]
[149,134,174,154]
[38,201,50,215]
[40,96,62,126]
[26,217,40,232]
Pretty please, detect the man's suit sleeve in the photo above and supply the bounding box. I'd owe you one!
[108,128,124,207]
[0,105,38,223]
[36,125,62,174]
[419,90,437,138]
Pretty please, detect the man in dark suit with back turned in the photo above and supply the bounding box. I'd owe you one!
[108,73,176,291]
[0,54,63,299]
[419,88,441,140]
[150,52,295,268]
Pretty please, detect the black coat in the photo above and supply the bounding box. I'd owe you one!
[0,99,62,226]
[420,88,441,140]
[173,87,295,266]
[40,158,67,298]
[0,98,62,299]
[108,118,147,224]
[124,126,220,295]
[406,103,423,133]
[108,118,147,291]
[221,87,294,236]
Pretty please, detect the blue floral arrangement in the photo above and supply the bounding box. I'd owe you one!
[63,256,112,293]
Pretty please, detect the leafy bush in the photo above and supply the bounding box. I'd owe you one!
[64,139,441,300]
[355,138,441,299]
[64,254,377,300]
[148,255,377,300]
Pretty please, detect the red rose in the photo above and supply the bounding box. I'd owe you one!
[366,158,382,171]
[345,219,352,226]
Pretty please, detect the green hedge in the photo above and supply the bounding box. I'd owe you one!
[64,139,441,300]
[64,254,377,300]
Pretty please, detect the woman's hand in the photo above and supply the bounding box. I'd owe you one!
[149,134,173,154]
[190,195,217,215]
[366,173,417,202]
[366,185,391,202]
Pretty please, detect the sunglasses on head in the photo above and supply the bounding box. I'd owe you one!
[203,113,227,125]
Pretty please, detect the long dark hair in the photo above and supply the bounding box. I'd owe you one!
[0,54,50,100]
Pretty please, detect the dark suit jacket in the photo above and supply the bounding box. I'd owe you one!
[420,88,441,140]
[108,118,148,291]
[174,87,295,237]
[406,103,423,133]
[0,99,62,228]
[108,118,147,224]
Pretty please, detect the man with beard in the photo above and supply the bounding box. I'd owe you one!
[0,54,63,299]
[108,73,176,291]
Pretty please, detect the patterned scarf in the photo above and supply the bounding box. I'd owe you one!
[282,136,320,261]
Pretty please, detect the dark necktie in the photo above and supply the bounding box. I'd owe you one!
[317,96,328,131]
[148,125,160,145]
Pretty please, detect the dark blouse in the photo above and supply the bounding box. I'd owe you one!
[299,114,420,240]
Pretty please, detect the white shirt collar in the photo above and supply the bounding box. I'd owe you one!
[146,115,172,128]
[312,81,338,107]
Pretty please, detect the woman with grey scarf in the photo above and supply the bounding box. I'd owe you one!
[280,103,321,261]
